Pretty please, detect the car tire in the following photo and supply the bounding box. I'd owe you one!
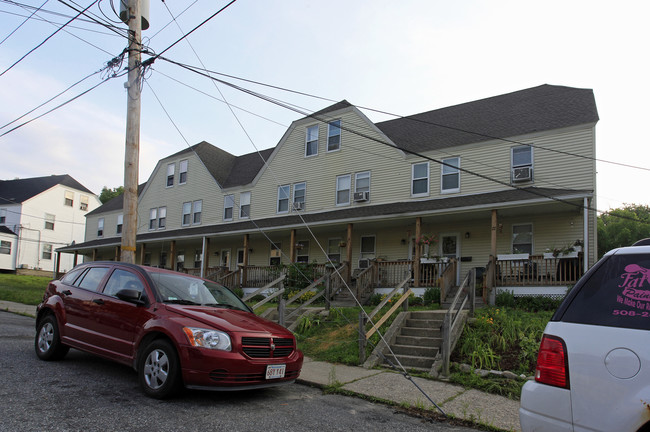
[35,315,69,361]
[138,339,182,399]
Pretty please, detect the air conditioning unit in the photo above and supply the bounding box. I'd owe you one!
[270,249,282,258]
[293,201,304,211]
[512,166,533,182]
[358,259,370,269]
[353,191,369,202]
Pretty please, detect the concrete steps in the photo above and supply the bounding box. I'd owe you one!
[380,310,446,371]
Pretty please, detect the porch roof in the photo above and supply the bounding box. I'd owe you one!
[57,186,591,253]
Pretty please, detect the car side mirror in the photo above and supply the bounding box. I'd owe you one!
[115,288,146,306]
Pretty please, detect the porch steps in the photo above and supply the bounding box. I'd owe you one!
[379,310,445,372]
[330,287,369,307]
[441,285,485,310]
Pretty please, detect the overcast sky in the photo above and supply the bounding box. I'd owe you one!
[1,0,648,212]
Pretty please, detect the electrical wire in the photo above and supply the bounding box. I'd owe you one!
[160,60,650,174]
[0,0,101,77]
[0,0,49,46]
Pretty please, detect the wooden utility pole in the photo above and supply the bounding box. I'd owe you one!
[121,0,142,264]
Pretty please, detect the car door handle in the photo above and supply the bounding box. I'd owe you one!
[92,299,105,305]
[61,290,72,296]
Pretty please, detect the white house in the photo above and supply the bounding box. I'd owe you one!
[0,175,101,273]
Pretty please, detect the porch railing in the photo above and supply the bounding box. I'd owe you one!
[496,254,583,286]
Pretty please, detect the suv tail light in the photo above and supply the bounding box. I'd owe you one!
[535,334,570,389]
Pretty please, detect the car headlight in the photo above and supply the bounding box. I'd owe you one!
[182,327,231,351]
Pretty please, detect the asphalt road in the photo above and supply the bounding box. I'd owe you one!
[0,312,477,432]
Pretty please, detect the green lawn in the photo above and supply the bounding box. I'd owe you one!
[0,274,51,305]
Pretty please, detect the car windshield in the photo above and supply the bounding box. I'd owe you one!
[146,271,250,312]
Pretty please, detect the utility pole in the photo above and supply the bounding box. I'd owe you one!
[121,0,142,264]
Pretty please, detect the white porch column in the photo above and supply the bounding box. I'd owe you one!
[201,236,207,278]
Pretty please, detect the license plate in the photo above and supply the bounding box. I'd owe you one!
[265,364,286,380]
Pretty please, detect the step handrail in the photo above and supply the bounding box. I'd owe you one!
[440,268,475,376]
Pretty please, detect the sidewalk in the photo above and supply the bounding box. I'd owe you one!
[1,301,520,431]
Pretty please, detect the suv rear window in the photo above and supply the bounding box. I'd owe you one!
[561,253,650,330]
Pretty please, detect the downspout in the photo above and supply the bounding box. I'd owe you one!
[583,197,589,272]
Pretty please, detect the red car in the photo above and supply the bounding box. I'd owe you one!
[35,262,303,398]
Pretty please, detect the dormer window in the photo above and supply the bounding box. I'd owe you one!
[512,146,533,182]
[305,125,318,157]
[179,159,188,184]
[166,163,175,187]
[327,120,341,152]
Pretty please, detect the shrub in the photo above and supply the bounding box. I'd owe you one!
[232,286,244,298]
[495,291,516,308]
[409,295,423,306]
[368,293,382,306]
[423,287,440,305]
[515,296,562,312]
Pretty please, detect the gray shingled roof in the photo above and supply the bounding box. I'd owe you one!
[86,183,146,216]
[57,187,591,252]
[0,174,95,205]
[375,84,599,153]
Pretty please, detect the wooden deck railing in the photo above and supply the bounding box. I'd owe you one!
[497,254,583,286]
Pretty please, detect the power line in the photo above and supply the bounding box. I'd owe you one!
[0,0,49,46]
[57,0,129,39]
[160,60,650,174]
[0,0,101,77]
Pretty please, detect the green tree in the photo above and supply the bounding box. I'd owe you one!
[99,186,124,204]
[597,204,650,257]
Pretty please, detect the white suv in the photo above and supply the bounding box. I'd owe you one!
[520,240,650,432]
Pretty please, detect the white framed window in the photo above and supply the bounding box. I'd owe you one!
[44,213,55,230]
[80,195,89,211]
[296,240,310,263]
[116,214,123,234]
[158,207,166,229]
[441,157,460,193]
[512,223,533,254]
[360,235,376,260]
[166,163,175,187]
[181,202,191,226]
[355,171,370,193]
[270,242,282,266]
[336,174,351,206]
[0,240,11,255]
[327,238,341,263]
[42,243,52,260]
[97,218,104,237]
[511,145,533,182]
[193,200,202,224]
[327,120,341,152]
[277,185,290,213]
[293,182,305,210]
[240,192,251,219]
[0,208,5,224]
[149,208,157,230]
[224,195,234,221]
[305,125,319,157]
[411,162,429,196]
[179,159,188,184]
[64,191,74,207]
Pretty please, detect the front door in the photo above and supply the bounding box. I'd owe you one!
[440,233,460,284]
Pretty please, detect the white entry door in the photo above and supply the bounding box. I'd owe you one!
[440,233,460,284]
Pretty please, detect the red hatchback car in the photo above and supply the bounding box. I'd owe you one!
[35,262,303,398]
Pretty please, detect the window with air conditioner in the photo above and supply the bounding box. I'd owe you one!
[511,146,533,182]
[354,171,370,201]
[293,182,305,211]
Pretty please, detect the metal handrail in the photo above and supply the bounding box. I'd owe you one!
[440,268,475,376]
